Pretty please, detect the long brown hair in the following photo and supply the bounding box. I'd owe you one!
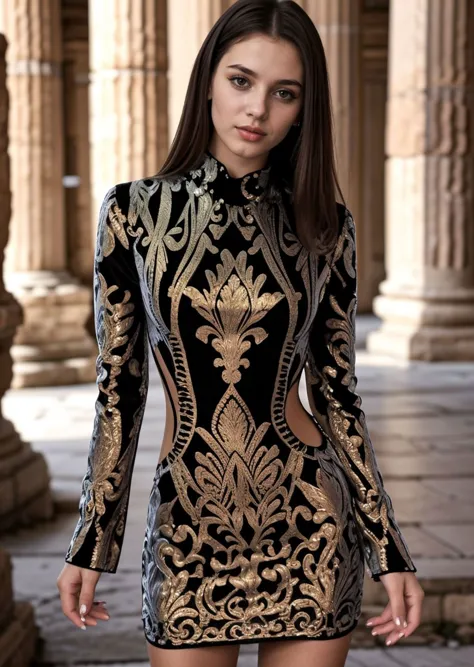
[154,0,344,254]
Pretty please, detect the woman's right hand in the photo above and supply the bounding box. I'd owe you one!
[57,563,110,630]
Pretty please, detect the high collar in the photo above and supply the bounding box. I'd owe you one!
[190,149,272,207]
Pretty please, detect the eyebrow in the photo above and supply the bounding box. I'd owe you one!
[226,64,303,89]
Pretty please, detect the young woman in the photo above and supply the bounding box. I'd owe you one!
[57,1,424,665]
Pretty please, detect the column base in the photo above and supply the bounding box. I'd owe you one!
[367,324,474,361]
[10,356,96,389]
[367,292,474,361]
[0,550,38,667]
[6,270,97,388]
[0,418,54,531]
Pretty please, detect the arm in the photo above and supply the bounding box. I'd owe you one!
[304,206,416,582]
[65,183,149,573]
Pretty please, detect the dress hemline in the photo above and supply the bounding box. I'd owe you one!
[143,615,360,651]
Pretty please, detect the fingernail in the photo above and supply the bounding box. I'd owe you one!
[395,616,401,626]
[386,639,392,646]
[398,632,404,638]
[366,621,373,626]
[403,620,408,628]
[371,630,378,636]
[80,625,86,631]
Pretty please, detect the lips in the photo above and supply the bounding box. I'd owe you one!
[237,126,266,136]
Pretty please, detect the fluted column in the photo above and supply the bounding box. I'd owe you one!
[0,32,51,666]
[1,0,96,387]
[89,0,168,223]
[63,38,93,286]
[368,0,474,360]
[301,1,366,308]
[360,4,389,307]
[167,0,233,144]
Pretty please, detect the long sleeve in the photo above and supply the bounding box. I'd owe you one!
[65,183,149,573]
[304,205,417,582]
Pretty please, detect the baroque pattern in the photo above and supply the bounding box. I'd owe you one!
[66,149,417,649]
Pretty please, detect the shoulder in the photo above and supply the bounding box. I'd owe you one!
[329,203,357,277]
[335,202,355,237]
[102,175,174,220]
[107,176,166,203]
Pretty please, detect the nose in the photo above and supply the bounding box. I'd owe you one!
[246,91,268,120]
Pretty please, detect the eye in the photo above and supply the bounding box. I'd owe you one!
[276,90,297,102]
[228,76,297,102]
[229,76,249,88]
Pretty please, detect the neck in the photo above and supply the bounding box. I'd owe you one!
[207,136,269,179]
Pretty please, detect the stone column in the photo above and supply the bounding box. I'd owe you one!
[63,39,94,286]
[368,0,474,360]
[167,0,233,144]
[0,32,52,530]
[301,1,366,307]
[1,0,96,388]
[89,0,168,223]
[0,32,51,666]
[360,3,389,307]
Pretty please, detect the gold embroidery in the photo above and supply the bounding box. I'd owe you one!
[307,214,415,579]
[103,201,129,255]
[142,224,361,646]
[67,271,146,570]
[183,249,284,383]
[151,385,351,645]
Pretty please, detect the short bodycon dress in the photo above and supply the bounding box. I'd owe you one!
[65,149,417,649]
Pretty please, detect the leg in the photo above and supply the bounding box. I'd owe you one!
[147,641,241,667]
[258,631,354,667]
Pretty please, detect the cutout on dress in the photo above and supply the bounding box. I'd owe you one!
[151,345,179,465]
[285,374,324,448]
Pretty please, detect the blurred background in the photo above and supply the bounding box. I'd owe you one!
[0,1,473,666]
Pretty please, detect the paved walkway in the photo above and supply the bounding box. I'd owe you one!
[2,316,474,665]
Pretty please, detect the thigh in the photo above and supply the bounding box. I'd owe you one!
[258,632,354,667]
[147,641,240,667]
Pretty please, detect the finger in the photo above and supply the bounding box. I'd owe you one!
[385,628,406,646]
[60,590,86,630]
[366,604,393,628]
[403,595,424,636]
[370,621,396,637]
[79,581,98,624]
[385,577,408,631]
[87,608,110,621]
[84,615,99,626]
[388,585,408,631]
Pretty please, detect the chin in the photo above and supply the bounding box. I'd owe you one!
[232,139,266,156]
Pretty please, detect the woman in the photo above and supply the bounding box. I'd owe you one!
[57,1,424,665]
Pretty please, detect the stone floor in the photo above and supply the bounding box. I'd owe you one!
[2,316,474,666]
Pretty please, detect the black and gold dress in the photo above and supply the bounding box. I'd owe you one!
[65,149,417,649]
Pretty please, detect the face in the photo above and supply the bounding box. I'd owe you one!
[207,33,304,175]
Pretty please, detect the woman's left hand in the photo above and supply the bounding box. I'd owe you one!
[365,572,425,646]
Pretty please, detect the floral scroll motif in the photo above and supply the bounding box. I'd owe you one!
[183,249,284,384]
